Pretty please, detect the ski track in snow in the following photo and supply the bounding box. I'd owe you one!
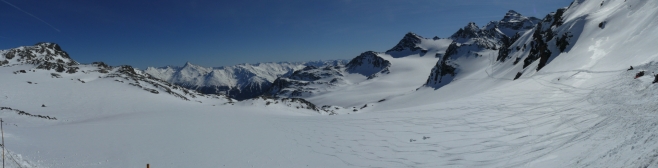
[9,66,654,168]
[272,68,658,168]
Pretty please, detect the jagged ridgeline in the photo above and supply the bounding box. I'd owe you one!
[265,51,391,99]
[1,43,233,103]
[0,5,600,106]
[145,60,348,100]
[1,42,79,73]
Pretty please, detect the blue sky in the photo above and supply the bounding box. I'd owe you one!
[1,0,573,68]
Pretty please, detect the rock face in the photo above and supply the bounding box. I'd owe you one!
[145,60,348,100]
[522,8,570,71]
[425,10,542,88]
[485,10,542,37]
[451,22,486,40]
[426,43,459,87]
[386,32,424,53]
[345,51,391,79]
[266,63,348,98]
[1,42,80,73]
[450,22,502,50]
[426,4,585,87]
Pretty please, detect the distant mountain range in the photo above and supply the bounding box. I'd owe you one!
[144,60,347,100]
[2,1,648,109]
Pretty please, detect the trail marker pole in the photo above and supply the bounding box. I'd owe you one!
[2,118,4,168]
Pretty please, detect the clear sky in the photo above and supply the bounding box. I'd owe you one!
[1,0,573,68]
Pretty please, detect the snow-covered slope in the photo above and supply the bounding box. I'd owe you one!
[145,60,347,100]
[423,0,658,97]
[4,0,658,167]
[267,44,446,108]
[268,9,540,107]
[425,10,542,89]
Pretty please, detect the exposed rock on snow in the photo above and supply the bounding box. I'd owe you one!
[266,51,394,100]
[386,32,425,54]
[1,42,79,73]
[345,51,391,79]
[145,60,347,100]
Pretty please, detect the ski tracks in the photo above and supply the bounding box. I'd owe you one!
[279,64,658,167]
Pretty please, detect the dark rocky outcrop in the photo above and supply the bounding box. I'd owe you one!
[451,22,484,39]
[497,32,521,62]
[346,51,391,78]
[426,43,459,87]
[386,32,424,53]
[0,107,57,120]
[2,43,81,73]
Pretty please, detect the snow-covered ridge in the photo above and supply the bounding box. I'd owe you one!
[385,32,453,58]
[1,43,235,105]
[493,0,658,80]
[424,10,540,88]
[345,51,391,79]
[1,42,79,73]
[485,10,542,37]
[267,9,544,106]
[386,32,424,53]
[1,42,76,65]
[144,60,347,100]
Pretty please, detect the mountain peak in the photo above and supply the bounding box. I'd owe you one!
[465,22,480,31]
[506,10,521,16]
[502,10,529,23]
[346,51,391,78]
[35,42,63,51]
[1,42,77,65]
[450,22,482,39]
[404,32,421,38]
[386,32,424,53]
[483,10,542,37]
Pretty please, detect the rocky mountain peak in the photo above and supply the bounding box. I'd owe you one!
[346,51,391,78]
[451,22,483,39]
[35,42,63,51]
[483,10,541,38]
[504,10,522,19]
[1,43,79,71]
[466,22,479,30]
[386,32,424,53]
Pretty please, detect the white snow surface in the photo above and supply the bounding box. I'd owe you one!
[2,0,658,167]
[305,53,440,108]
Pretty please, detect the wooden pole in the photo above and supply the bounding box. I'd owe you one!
[1,118,4,168]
